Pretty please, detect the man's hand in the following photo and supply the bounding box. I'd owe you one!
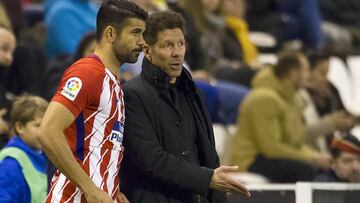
[210,166,251,197]
[330,111,355,130]
[117,191,130,203]
[83,186,114,203]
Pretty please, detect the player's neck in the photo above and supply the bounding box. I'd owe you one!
[93,48,121,76]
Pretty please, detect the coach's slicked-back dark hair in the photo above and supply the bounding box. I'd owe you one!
[96,0,148,41]
[274,51,306,78]
[143,11,185,46]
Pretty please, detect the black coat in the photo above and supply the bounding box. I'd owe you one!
[313,170,342,182]
[120,58,227,203]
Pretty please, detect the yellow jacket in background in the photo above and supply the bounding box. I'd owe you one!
[228,67,319,171]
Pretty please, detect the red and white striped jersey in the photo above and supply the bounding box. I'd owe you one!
[46,55,125,203]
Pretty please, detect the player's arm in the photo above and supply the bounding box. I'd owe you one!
[37,102,113,203]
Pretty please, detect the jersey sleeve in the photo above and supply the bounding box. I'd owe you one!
[51,60,104,117]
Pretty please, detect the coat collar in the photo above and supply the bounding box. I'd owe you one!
[140,57,195,94]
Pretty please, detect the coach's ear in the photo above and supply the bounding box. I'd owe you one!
[103,25,118,43]
[143,44,152,62]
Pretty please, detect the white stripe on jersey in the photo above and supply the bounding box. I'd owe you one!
[105,148,120,194]
[105,69,117,84]
[88,74,114,187]
[84,82,116,142]
[50,174,67,203]
[106,83,123,194]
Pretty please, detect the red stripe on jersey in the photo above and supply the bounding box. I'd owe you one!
[111,151,123,199]
[60,182,77,202]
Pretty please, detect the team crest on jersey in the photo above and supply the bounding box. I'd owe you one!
[61,77,82,101]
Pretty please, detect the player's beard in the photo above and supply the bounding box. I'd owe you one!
[113,44,142,64]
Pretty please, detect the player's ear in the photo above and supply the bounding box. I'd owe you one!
[15,122,24,135]
[104,26,117,43]
[143,44,152,62]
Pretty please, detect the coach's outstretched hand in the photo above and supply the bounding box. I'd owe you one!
[210,166,251,197]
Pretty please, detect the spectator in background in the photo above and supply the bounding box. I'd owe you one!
[171,0,257,88]
[0,25,15,67]
[301,52,356,152]
[221,0,258,66]
[319,0,360,54]
[1,1,46,98]
[212,0,259,88]
[228,51,330,182]
[314,134,360,182]
[0,2,11,30]
[42,31,97,100]
[0,94,48,203]
[133,0,165,13]
[44,0,99,58]
[0,0,25,37]
[175,0,240,72]
[0,25,16,148]
[279,0,324,50]
[246,0,324,50]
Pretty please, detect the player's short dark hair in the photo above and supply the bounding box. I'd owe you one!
[96,0,148,41]
[143,11,185,46]
[274,51,306,78]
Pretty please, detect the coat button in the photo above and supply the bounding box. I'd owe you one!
[175,120,183,128]
[181,150,190,156]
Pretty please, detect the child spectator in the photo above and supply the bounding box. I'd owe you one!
[0,94,48,203]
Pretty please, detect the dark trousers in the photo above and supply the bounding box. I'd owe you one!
[249,155,316,183]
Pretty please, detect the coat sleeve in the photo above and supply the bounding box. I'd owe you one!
[0,158,29,203]
[123,88,214,195]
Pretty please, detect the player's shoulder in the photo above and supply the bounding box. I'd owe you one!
[64,57,106,79]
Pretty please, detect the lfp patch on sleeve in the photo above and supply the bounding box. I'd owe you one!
[61,77,82,101]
